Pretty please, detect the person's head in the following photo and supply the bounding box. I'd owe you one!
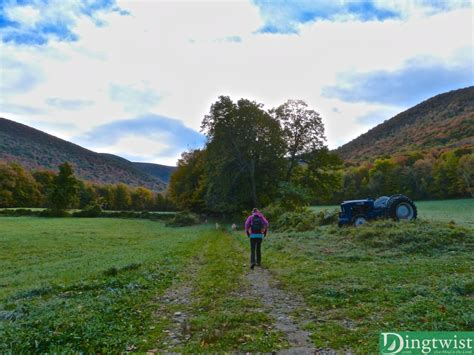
[252,208,259,214]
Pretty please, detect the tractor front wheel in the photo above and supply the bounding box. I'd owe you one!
[353,215,368,227]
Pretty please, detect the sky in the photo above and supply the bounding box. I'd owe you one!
[1,0,473,166]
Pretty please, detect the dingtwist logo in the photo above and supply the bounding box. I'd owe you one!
[380,332,473,354]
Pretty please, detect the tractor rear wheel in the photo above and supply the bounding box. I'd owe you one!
[387,195,417,221]
[353,215,368,227]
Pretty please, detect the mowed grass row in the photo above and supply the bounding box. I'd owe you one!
[311,198,474,226]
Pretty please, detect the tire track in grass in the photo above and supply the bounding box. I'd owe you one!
[149,229,287,353]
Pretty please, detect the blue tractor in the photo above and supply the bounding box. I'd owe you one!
[338,194,417,227]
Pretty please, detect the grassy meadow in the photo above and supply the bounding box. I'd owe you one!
[0,203,473,352]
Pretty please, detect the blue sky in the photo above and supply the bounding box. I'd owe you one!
[0,0,472,165]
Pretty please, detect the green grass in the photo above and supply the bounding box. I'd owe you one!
[0,217,211,353]
[149,231,286,352]
[1,216,473,353]
[0,217,206,300]
[311,198,474,226]
[0,218,285,353]
[260,220,474,352]
[415,199,474,226]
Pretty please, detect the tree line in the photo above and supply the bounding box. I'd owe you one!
[168,96,473,215]
[168,97,341,215]
[0,161,176,211]
[328,147,473,204]
[2,97,472,214]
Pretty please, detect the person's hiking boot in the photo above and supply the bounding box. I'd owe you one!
[250,263,256,269]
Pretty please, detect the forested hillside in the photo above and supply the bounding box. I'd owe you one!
[336,86,474,162]
[0,118,167,191]
[133,162,176,183]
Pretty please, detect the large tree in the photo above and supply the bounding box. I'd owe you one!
[201,96,286,212]
[271,99,326,181]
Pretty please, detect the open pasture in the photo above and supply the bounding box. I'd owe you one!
[0,215,472,353]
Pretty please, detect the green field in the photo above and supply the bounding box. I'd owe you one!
[0,216,473,353]
[311,198,474,226]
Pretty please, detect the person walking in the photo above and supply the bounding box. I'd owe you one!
[245,208,269,269]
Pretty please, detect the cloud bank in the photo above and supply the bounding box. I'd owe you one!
[75,115,206,165]
[322,55,474,106]
[0,0,472,163]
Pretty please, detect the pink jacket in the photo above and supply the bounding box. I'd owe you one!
[245,211,269,233]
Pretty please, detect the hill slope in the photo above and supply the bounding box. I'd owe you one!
[133,162,176,183]
[335,87,474,162]
[0,117,167,191]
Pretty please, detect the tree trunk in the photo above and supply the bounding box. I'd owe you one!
[249,158,258,207]
[286,154,297,181]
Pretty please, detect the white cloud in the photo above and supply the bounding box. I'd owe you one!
[94,133,173,164]
[0,1,472,161]
[4,4,41,28]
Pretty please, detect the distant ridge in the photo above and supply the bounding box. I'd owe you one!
[133,162,176,183]
[335,87,474,162]
[0,117,169,191]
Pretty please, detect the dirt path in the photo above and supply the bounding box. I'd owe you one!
[150,231,338,353]
[244,266,318,354]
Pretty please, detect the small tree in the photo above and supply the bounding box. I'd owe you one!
[49,162,79,212]
[0,162,41,207]
[114,183,132,211]
[168,149,207,212]
[131,187,154,211]
[458,153,474,197]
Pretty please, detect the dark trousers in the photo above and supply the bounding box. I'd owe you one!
[250,238,262,265]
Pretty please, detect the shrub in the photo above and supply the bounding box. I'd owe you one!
[260,204,286,222]
[0,209,40,217]
[72,204,102,217]
[166,212,200,227]
[273,209,319,232]
[315,209,339,225]
[98,211,175,221]
[39,209,70,217]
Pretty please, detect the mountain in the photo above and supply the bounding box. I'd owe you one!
[335,87,474,162]
[133,162,176,183]
[96,153,176,182]
[0,117,168,191]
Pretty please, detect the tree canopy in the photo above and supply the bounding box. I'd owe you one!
[169,96,340,215]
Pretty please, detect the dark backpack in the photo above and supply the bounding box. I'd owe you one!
[251,215,264,233]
